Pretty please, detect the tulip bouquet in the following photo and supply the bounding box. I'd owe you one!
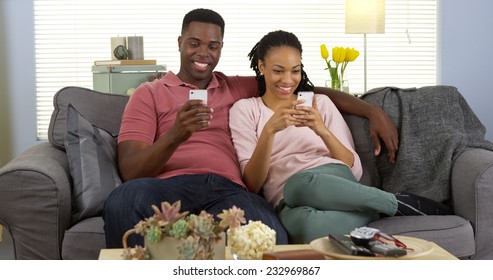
[320,44,360,91]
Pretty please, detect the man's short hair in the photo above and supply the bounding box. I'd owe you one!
[182,8,225,37]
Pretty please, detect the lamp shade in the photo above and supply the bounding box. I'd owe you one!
[345,0,385,34]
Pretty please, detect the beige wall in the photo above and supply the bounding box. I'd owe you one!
[0,3,13,168]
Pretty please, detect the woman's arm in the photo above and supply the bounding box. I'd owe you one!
[295,97,354,167]
[313,86,398,163]
[243,104,303,193]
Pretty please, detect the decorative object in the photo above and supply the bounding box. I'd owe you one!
[113,45,128,60]
[228,220,276,260]
[127,36,144,60]
[320,44,359,93]
[345,0,385,93]
[122,201,248,260]
[110,37,126,60]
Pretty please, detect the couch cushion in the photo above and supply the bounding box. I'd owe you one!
[368,215,475,259]
[343,113,380,187]
[49,86,129,151]
[65,104,122,222]
[62,217,106,260]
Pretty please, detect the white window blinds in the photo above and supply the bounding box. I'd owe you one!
[34,0,437,140]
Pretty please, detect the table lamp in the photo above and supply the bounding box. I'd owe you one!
[345,0,385,93]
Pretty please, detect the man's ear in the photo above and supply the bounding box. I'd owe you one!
[177,36,182,51]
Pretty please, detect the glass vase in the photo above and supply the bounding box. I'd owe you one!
[325,79,342,91]
[341,80,350,93]
[326,68,341,90]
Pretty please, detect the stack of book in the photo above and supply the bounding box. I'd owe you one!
[93,59,156,66]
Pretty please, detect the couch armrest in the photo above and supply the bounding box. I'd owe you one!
[451,148,493,259]
[0,143,72,259]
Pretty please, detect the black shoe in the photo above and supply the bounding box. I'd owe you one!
[394,191,454,216]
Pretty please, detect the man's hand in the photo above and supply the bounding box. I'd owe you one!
[117,100,213,181]
[368,106,398,163]
[311,86,399,164]
[168,100,213,144]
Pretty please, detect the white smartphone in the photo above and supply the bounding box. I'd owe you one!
[297,91,314,107]
[189,89,208,105]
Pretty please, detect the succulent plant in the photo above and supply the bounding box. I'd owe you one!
[122,200,247,260]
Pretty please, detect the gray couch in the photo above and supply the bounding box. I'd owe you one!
[1,86,493,259]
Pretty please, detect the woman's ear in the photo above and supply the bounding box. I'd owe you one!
[258,60,265,75]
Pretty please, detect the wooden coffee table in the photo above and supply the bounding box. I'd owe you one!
[99,238,457,260]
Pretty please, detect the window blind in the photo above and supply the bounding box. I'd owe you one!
[34,0,437,140]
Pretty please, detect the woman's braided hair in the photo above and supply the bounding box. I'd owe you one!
[248,30,314,96]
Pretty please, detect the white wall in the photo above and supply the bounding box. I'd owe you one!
[1,0,492,166]
[0,0,37,167]
[439,0,493,140]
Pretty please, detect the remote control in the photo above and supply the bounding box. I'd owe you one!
[328,234,375,257]
[367,240,407,257]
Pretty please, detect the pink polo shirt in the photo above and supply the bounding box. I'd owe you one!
[118,71,257,187]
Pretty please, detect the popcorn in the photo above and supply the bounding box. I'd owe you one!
[229,220,276,260]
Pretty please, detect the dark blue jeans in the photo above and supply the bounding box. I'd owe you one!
[102,174,288,247]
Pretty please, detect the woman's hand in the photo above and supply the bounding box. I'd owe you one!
[292,97,328,136]
[293,97,354,167]
[263,100,305,135]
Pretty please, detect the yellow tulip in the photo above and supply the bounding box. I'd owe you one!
[344,47,360,62]
[332,47,346,64]
[320,44,329,60]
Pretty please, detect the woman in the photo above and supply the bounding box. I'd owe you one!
[229,30,452,244]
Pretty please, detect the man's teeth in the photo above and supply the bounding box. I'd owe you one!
[195,62,207,68]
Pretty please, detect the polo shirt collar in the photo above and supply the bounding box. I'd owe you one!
[162,71,221,90]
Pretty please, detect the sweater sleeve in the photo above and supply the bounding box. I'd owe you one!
[229,98,259,174]
[318,94,363,180]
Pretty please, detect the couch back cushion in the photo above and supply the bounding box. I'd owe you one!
[342,113,381,188]
[49,86,130,151]
[47,87,381,189]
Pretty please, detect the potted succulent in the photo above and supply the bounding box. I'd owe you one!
[122,200,275,260]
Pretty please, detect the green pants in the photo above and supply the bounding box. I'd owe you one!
[277,164,397,244]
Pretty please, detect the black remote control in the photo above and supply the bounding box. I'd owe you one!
[328,234,376,257]
[366,240,407,257]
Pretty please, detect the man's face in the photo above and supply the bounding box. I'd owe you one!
[177,21,223,88]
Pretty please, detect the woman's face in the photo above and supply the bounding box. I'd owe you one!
[259,46,302,102]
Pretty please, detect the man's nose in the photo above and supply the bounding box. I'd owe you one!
[196,44,209,56]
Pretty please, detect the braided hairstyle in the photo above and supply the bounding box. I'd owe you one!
[182,8,225,37]
[248,30,314,96]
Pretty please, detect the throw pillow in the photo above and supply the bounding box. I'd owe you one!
[65,104,122,222]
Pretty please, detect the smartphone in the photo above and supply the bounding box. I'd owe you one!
[189,89,208,105]
[297,91,314,107]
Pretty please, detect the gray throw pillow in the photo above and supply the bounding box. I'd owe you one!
[65,104,122,222]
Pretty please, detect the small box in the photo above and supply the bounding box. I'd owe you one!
[92,64,166,95]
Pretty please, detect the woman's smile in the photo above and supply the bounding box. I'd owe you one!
[277,85,294,95]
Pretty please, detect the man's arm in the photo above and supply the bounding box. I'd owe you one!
[313,86,398,163]
[118,100,213,181]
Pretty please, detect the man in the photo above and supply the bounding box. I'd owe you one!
[103,8,398,247]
